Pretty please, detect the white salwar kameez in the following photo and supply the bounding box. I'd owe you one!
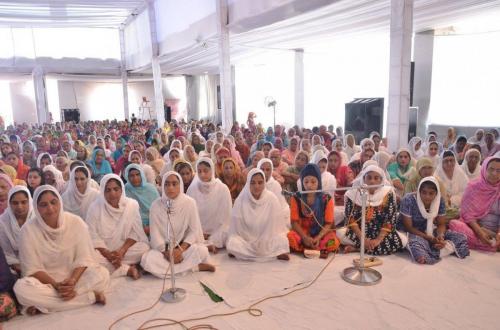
[0,186,35,266]
[226,169,290,262]
[141,172,209,278]
[86,174,149,278]
[61,166,99,220]
[187,158,232,248]
[257,159,291,230]
[14,185,110,314]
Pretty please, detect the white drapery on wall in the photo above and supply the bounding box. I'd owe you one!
[186,74,219,122]
[124,9,152,70]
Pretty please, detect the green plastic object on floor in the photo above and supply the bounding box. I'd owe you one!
[199,281,224,303]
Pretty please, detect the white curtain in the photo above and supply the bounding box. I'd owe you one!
[124,10,152,70]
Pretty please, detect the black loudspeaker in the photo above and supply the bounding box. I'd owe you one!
[164,105,172,123]
[344,98,384,142]
[62,108,80,123]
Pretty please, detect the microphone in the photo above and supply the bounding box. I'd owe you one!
[281,190,300,197]
[161,198,186,303]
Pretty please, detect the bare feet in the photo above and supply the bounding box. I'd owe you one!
[343,246,359,254]
[198,263,216,272]
[416,256,426,264]
[27,306,41,316]
[208,245,218,254]
[94,291,106,305]
[127,265,141,280]
[228,253,235,258]
[277,253,290,261]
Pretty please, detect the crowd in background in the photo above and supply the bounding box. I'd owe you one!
[0,112,498,320]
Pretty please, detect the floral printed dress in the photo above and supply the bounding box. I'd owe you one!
[344,191,404,255]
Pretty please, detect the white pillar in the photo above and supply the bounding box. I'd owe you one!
[216,0,234,132]
[387,0,413,152]
[413,31,434,137]
[294,49,305,128]
[32,66,49,124]
[119,27,130,120]
[147,1,165,127]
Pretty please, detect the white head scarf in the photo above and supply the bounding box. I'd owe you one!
[408,137,424,159]
[229,168,286,256]
[86,174,148,250]
[416,176,442,236]
[460,148,482,180]
[20,185,97,278]
[61,166,99,219]
[190,157,217,194]
[434,150,469,207]
[36,152,53,168]
[345,165,394,207]
[187,159,232,243]
[151,171,204,249]
[42,165,66,193]
[32,185,67,245]
[0,186,34,264]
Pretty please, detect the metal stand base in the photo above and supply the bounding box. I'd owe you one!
[341,267,382,286]
[161,287,187,303]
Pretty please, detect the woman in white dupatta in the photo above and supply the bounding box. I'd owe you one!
[42,165,66,193]
[0,186,34,275]
[226,168,290,261]
[14,185,109,315]
[434,150,469,209]
[86,174,149,280]
[309,150,337,195]
[460,148,481,180]
[61,166,99,219]
[141,171,215,278]
[159,148,182,177]
[337,165,407,255]
[186,158,232,251]
[257,158,291,231]
[408,137,425,160]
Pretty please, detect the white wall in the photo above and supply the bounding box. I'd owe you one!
[56,80,160,122]
[9,80,38,125]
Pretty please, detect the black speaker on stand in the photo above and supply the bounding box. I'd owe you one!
[164,105,172,123]
[344,98,384,142]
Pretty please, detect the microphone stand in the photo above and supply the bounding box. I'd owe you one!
[161,199,187,303]
[341,188,382,286]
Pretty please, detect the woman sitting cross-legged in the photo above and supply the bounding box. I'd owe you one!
[337,165,406,255]
[86,174,150,280]
[140,172,215,278]
[449,156,500,252]
[288,164,340,258]
[400,176,469,264]
[14,185,110,315]
[187,157,232,253]
[226,169,290,261]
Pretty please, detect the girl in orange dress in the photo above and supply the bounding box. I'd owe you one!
[287,164,339,258]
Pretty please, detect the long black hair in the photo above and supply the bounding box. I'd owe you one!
[27,167,45,197]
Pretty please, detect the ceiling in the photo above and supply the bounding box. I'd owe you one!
[152,0,500,74]
[0,0,146,28]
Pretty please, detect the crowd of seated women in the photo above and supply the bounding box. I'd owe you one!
[0,116,497,321]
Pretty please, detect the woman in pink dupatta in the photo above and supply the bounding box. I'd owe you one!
[449,156,500,252]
